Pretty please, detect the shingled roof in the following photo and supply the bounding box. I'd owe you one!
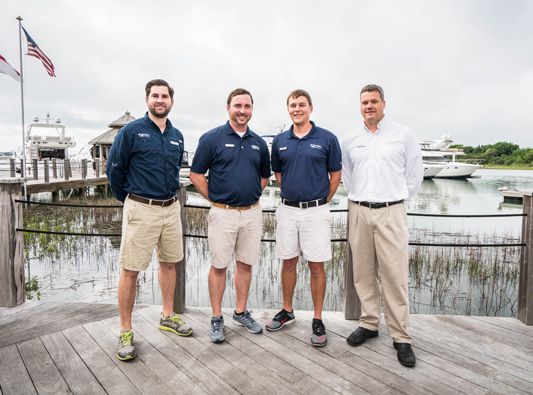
[88,111,136,145]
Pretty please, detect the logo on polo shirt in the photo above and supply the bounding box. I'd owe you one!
[310,144,322,149]
[225,144,235,147]
[138,133,150,138]
[279,147,287,151]
[251,145,260,150]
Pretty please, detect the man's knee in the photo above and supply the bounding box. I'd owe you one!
[159,261,176,270]
[308,261,325,276]
[121,268,140,280]
[236,260,252,273]
[282,257,298,271]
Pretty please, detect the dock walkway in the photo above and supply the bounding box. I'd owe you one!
[1,302,532,394]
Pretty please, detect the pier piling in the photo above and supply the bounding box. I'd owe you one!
[0,179,24,307]
[518,193,533,325]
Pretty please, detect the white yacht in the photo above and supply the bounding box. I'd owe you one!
[423,163,444,179]
[19,114,76,160]
[420,133,482,178]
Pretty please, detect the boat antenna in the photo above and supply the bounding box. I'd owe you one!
[16,16,27,198]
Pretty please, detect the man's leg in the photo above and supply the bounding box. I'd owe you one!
[281,257,298,312]
[159,261,176,318]
[308,261,326,320]
[235,260,252,314]
[118,268,139,332]
[209,265,228,317]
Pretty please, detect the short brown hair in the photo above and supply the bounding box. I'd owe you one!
[227,88,254,106]
[360,84,384,101]
[287,89,312,106]
[145,79,174,99]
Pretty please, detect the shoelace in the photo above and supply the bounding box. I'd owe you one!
[119,331,133,346]
[167,314,185,325]
[238,310,255,324]
[212,318,223,332]
[313,321,325,335]
[274,310,289,322]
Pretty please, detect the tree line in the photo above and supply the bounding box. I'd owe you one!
[449,142,533,167]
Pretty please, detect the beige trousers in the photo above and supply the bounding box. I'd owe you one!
[348,200,412,343]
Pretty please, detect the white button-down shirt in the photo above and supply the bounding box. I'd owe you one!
[341,117,423,205]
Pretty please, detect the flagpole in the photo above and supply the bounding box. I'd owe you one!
[16,16,27,198]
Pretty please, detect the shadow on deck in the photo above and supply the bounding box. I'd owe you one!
[0,302,532,394]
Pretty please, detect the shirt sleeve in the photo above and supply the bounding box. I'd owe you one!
[327,135,342,172]
[190,133,212,174]
[404,129,423,205]
[106,126,132,203]
[341,136,353,194]
[270,136,281,173]
[260,139,271,178]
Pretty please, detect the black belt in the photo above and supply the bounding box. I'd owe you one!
[128,194,178,207]
[352,200,403,209]
[281,197,328,209]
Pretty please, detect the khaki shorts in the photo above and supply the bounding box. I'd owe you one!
[207,203,262,269]
[275,203,332,262]
[119,196,183,271]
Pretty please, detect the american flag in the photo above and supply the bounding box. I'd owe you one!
[22,26,56,77]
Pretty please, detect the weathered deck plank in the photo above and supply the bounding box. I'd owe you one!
[0,302,532,395]
[0,344,37,395]
[16,338,70,395]
[62,325,142,395]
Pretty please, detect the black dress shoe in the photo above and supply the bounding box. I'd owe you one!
[393,342,416,367]
[346,326,378,346]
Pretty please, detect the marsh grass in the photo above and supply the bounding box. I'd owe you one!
[22,197,520,316]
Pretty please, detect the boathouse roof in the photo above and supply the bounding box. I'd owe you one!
[88,111,136,145]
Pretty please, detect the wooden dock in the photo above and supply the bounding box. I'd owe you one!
[1,302,532,394]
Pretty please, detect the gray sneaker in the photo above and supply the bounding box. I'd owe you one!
[159,313,193,336]
[209,315,225,343]
[117,329,136,361]
[233,310,263,334]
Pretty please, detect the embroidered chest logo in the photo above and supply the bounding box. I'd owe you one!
[279,147,287,151]
[310,144,322,149]
[138,133,150,138]
[251,145,260,151]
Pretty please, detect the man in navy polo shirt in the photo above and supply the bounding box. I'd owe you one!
[107,79,192,362]
[266,89,342,347]
[190,88,271,343]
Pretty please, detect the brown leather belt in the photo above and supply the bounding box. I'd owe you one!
[211,201,259,211]
[128,194,178,207]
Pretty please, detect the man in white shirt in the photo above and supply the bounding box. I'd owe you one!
[341,84,423,367]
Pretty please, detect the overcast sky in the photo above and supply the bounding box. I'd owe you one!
[1,0,532,155]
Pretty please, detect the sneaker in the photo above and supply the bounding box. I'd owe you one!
[159,313,193,336]
[265,309,295,331]
[232,310,263,334]
[209,315,225,343]
[117,329,136,361]
[311,318,327,347]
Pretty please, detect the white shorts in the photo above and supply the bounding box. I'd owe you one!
[207,204,262,269]
[275,203,332,262]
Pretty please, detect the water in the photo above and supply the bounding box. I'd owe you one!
[23,169,533,317]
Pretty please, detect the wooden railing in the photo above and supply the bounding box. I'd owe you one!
[1,178,531,325]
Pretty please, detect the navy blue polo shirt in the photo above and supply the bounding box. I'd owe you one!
[106,113,184,203]
[271,121,342,202]
[191,121,271,206]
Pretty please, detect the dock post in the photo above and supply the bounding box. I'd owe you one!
[64,159,70,181]
[0,179,25,307]
[95,159,100,178]
[518,193,533,325]
[343,205,361,320]
[10,159,15,178]
[44,159,50,184]
[32,159,38,180]
[82,159,87,180]
[173,182,188,314]
[52,159,57,179]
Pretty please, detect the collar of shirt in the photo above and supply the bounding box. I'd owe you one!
[288,120,318,140]
[363,116,387,134]
[224,120,250,138]
[143,112,173,133]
